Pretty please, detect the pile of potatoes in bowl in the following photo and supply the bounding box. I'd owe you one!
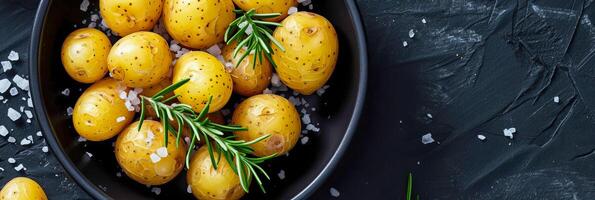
[58,0,338,199]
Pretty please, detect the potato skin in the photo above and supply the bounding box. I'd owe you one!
[187,147,244,200]
[222,43,272,96]
[163,0,235,49]
[73,78,134,141]
[232,94,301,156]
[0,177,47,200]
[233,0,297,22]
[172,51,233,113]
[108,32,172,88]
[100,0,163,36]
[115,120,186,185]
[272,12,339,95]
[61,28,111,84]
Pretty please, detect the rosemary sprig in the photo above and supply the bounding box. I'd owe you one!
[138,78,276,193]
[224,9,285,68]
[406,173,420,200]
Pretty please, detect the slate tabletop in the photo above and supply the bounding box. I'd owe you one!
[2,0,595,199]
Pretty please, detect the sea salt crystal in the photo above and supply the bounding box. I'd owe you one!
[36,131,42,136]
[119,91,127,99]
[7,137,15,143]
[0,167,3,171]
[299,0,312,6]
[125,101,134,111]
[116,116,126,123]
[0,79,10,93]
[169,43,181,52]
[8,108,21,121]
[263,88,273,94]
[477,134,486,140]
[302,114,311,124]
[20,138,31,145]
[427,113,433,119]
[116,172,122,177]
[288,7,298,15]
[27,98,33,107]
[156,147,168,157]
[24,110,33,119]
[66,107,74,116]
[316,85,330,96]
[87,22,97,28]
[9,87,17,96]
[421,133,434,144]
[271,73,282,87]
[14,164,24,171]
[409,29,415,38]
[90,14,99,22]
[554,96,560,103]
[503,128,515,139]
[422,18,427,23]
[330,187,340,197]
[245,24,254,35]
[306,124,320,132]
[277,170,286,180]
[61,88,70,96]
[288,96,301,106]
[0,126,7,136]
[402,41,408,47]
[151,187,161,195]
[86,152,93,157]
[7,158,15,163]
[78,136,87,142]
[301,136,309,144]
[1,61,11,72]
[7,51,19,61]
[150,153,161,163]
[187,185,192,193]
[238,21,248,29]
[80,0,90,12]
[206,45,221,56]
[41,146,49,152]
[13,75,29,91]
[309,4,314,10]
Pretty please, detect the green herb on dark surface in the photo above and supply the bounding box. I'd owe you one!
[138,78,276,193]
[224,9,285,68]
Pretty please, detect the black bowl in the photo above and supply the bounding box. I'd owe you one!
[30,0,367,199]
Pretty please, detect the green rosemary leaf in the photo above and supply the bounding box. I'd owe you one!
[152,78,189,98]
[204,135,218,170]
[253,20,282,27]
[185,133,197,169]
[236,155,249,192]
[407,173,412,200]
[162,94,180,104]
[252,12,281,18]
[138,98,146,131]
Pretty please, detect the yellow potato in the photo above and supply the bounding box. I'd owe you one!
[272,12,339,95]
[163,0,235,49]
[115,120,186,185]
[232,94,301,156]
[172,51,233,113]
[61,28,111,83]
[100,0,163,36]
[222,42,272,96]
[0,177,47,200]
[108,31,172,88]
[233,0,298,22]
[73,78,134,141]
[187,147,244,200]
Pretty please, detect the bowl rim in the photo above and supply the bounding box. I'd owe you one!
[28,0,367,199]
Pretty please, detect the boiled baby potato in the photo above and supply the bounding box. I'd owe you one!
[163,0,235,49]
[115,120,186,185]
[187,147,244,200]
[61,28,111,84]
[0,177,47,200]
[233,0,298,22]
[108,31,172,88]
[272,12,339,95]
[73,78,134,141]
[100,0,163,36]
[232,94,301,156]
[172,51,233,113]
[222,42,272,96]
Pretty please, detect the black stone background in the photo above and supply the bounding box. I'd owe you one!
[2,0,595,199]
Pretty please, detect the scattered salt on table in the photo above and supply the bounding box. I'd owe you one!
[151,187,161,195]
[24,110,33,119]
[426,113,433,119]
[62,88,70,96]
[36,131,42,136]
[20,138,31,145]
[1,61,11,72]
[422,18,427,23]
[86,152,93,157]
[301,136,309,144]
[288,7,298,15]
[156,147,168,157]
[477,134,486,140]
[554,96,559,103]
[66,107,74,116]
[9,87,17,96]
[277,170,286,180]
[150,153,161,163]
[409,29,415,38]
[0,79,10,93]
[302,114,311,124]
[8,108,21,121]
[330,187,340,198]
[80,0,90,12]
[42,146,49,153]
[116,116,126,123]
[13,75,29,91]
[503,127,516,139]
[7,136,15,143]
[0,126,7,137]
[7,51,18,61]
[187,185,192,193]
[421,133,434,144]
[7,158,15,163]
[403,41,408,47]
[206,45,221,56]
[14,164,24,171]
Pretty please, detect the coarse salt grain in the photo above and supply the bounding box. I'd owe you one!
[8,108,21,121]
[288,7,298,15]
[421,133,434,144]
[169,43,181,52]
[9,87,18,96]
[13,75,29,91]
[7,158,15,163]
[24,110,32,119]
[20,138,31,145]
[7,51,18,61]
[503,128,515,139]
[156,147,168,158]
[277,170,286,180]
[42,146,49,153]
[86,152,93,157]
[477,135,486,140]
[316,85,330,96]
[554,96,560,103]
[206,45,221,56]
[330,187,340,197]
[116,116,126,123]
[409,29,415,38]
[62,88,70,96]
[66,107,74,116]
[0,126,7,137]
[403,41,408,47]
[150,153,161,163]
[1,61,11,72]
[7,136,15,143]
[271,73,282,87]
[302,114,311,124]
[119,91,127,99]
[301,136,309,144]
[306,124,320,132]
[80,0,90,11]
[14,164,24,171]
[422,18,427,23]
[263,88,273,94]
[78,136,87,142]
[187,185,192,193]
[0,79,10,93]
[151,187,161,195]
[245,24,254,35]
[116,172,122,177]
[27,98,33,107]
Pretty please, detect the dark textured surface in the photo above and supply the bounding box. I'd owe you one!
[3,0,595,199]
